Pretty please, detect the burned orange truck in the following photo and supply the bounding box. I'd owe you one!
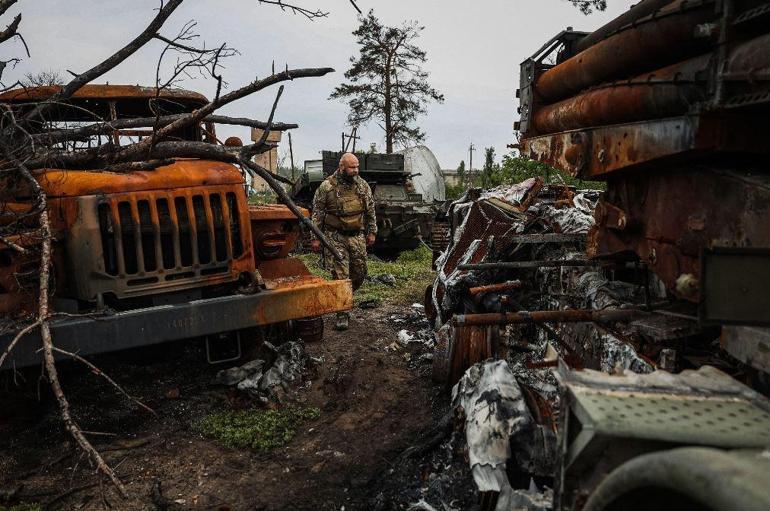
[0,85,352,367]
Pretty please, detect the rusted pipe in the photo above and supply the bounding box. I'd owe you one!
[468,281,522,296]
[532,53,709,134]
[536,0,718,103]
[531,31,770,134]
[576,0,675,52]
[724,33,770,75]
[458,260,602,271]
[508,233,586,244]
[452,308,639,327]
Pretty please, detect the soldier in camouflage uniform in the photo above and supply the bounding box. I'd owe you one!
[311,153,377,330]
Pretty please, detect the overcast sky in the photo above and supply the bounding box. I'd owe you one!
[2,0,636,169]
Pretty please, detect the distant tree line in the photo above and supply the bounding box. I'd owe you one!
[445,149,605,199]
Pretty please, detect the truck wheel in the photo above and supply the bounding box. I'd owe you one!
[294,317,324,343]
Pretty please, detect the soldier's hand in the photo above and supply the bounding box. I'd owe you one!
[311,239,321,252]
[366,233,376,247]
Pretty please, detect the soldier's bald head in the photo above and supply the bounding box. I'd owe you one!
[338,152,360,177]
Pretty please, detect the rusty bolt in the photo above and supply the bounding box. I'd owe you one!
[597,149,606,163]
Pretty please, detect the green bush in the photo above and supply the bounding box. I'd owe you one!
[196,407,321,453]
[445,152,606,197]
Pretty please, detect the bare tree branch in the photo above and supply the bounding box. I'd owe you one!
[0,320,39,370]
[32,114,298,146]
[22,0,184,123]
[113,66,333,161]
[0,13,20,44]
[52,346,156,416]
[246,84,283,157]
[102,158,175,172]
[0,143,128,497]
[0,233,29,254]
[0,0,18,17]
[257,0,328,20]
[237,156,343,261]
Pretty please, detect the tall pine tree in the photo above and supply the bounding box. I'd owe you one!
[569,0,606,14]
[330,10,444,154]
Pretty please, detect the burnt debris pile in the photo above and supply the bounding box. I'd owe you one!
[422,177,770,510]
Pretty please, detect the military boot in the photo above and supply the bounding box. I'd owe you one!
[334,311,349,331]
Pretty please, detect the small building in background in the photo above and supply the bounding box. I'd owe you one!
[249,128,283,193]
[442,168,463,187]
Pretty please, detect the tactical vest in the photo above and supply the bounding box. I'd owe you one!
[323,174,367,232]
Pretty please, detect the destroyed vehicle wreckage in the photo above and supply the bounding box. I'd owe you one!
[0,85,352,368]
[425,1,770,509]
[292,147,445,254]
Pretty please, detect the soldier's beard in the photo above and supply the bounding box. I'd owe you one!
[339,170,356,183]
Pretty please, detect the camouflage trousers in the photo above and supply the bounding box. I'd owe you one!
[322,230,368,291]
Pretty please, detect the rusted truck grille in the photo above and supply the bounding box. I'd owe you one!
[97,192,244,281]
[58,186,252,302]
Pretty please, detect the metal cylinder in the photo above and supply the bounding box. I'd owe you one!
[576,0,675,52]
[536,0,718,103]
[532,53,710,134]
[468,281,523,296]
[531,31,770,134]
[452,308,639,327]
[725,32,770,74]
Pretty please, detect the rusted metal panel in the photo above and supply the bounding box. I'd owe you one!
[35,160,245,198]
[521,114,770,179]
[0,234,39,314]
[448,325,493,385]
[251,275,352,325]
[249,204,309,221]
[699,247,770,325]
[588,169,770,302]
[535,0,718,103]
[257,257,312,281]
[249,205,307,260]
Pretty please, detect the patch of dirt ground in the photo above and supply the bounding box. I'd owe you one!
[0,304,477,511]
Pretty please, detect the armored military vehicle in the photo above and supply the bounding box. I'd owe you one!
[292,146,445,255]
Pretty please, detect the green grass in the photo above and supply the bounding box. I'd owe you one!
[195,407,320,453]
[0,504,42,511]
[248,190,278,205]
[298,244,435,307]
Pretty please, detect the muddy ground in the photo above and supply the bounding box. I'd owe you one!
[0,304,477,511]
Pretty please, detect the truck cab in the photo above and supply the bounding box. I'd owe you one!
[0,84,352,367]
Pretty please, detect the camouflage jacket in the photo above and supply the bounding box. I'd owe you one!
[311,173,377,236]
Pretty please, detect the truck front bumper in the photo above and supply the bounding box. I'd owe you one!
[0,276,352,369]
